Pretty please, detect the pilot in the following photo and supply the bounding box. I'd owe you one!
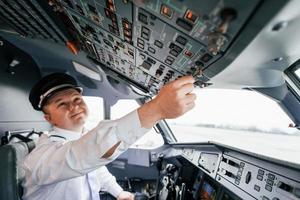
[22,72,196,200]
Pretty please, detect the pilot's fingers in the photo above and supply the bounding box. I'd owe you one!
[185,101,196,112]
[183,93,197,104]
[177,83,195,97]
[171,76,195,88]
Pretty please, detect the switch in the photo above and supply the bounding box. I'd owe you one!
[184,10,198,23]
[254,185,260,192]
[257,174,263,181]
[245,171,251,184]
[141,61,151,70]
[235,179,240,185]
[200,53,213,62]
[137,38,144,49]
[225,170,235,178]
[266,179,274,186]
[176,35,187,46]
[184,50,193,57]
[154,40,163,48]
[267,174,275,180]
[176,18,193,31]
[138,12,148,24]
[165,56,174,65]
[155,69,163,78]
[265,185,272,192]
[258,169,265,175]
[148,47,156,54]
[170,49,180,57]
[160,4,173,19]
[147,57,156,64]
[240,162,245,168]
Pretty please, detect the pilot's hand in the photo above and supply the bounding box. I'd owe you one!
[117,191,134,200]
[154,76,196,119]
[138,76,196,128]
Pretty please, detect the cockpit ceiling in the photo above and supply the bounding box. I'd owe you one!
[0,0,285,94]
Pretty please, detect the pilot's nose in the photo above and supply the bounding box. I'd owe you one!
[69,101,79,111]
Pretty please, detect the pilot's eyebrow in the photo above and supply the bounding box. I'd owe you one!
[53,92,80,104]
[54,98,64,104]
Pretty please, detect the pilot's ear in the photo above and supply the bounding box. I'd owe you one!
[44,113,51,123]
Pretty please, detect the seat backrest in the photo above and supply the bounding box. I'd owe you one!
[0,141,34,200]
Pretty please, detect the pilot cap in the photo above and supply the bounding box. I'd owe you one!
[29,73,83,111]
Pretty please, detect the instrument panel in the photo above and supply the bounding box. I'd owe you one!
[0,0,261,93]
[157,145,300,200]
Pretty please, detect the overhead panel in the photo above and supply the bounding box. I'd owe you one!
[0,0,261,94]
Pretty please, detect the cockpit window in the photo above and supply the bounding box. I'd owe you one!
[285,60,300,99]
[111,99,163,149]
[167,88,300,164]
[295,68,300,78]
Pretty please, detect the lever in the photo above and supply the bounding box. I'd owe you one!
[245,171,251,184]
[134,192,149,200]
[156,153,164,171]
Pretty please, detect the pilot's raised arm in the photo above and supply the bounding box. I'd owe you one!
[22,73,196,200]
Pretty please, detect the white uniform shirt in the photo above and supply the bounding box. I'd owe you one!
[22,110,150,200]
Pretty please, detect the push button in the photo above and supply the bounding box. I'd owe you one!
[265,184,272,192]
[254,185,260,192]
[257,175,263,181]
[267,174,275,180]
[258,169,265,175]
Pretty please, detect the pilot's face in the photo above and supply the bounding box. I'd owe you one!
[43,88,89,132]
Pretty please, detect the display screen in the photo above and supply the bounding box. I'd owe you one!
[199,181,217,200]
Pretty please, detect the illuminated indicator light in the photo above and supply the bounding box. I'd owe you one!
[184,50,193,57]
[109,4,115,12]
[124,30,131,36]
[185,10,198,23]
[163,7,168,14]
[66,41,78,55]
[160,4,173,19]
[105,9,110,17]
[187,12,193,19]
[124,22,130,29]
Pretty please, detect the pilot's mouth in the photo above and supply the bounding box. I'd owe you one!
[71,111,85,118]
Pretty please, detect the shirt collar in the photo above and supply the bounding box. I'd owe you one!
[51,126,83,141]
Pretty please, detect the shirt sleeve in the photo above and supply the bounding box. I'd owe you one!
[23,110,151,185]
[97,166,123,198]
